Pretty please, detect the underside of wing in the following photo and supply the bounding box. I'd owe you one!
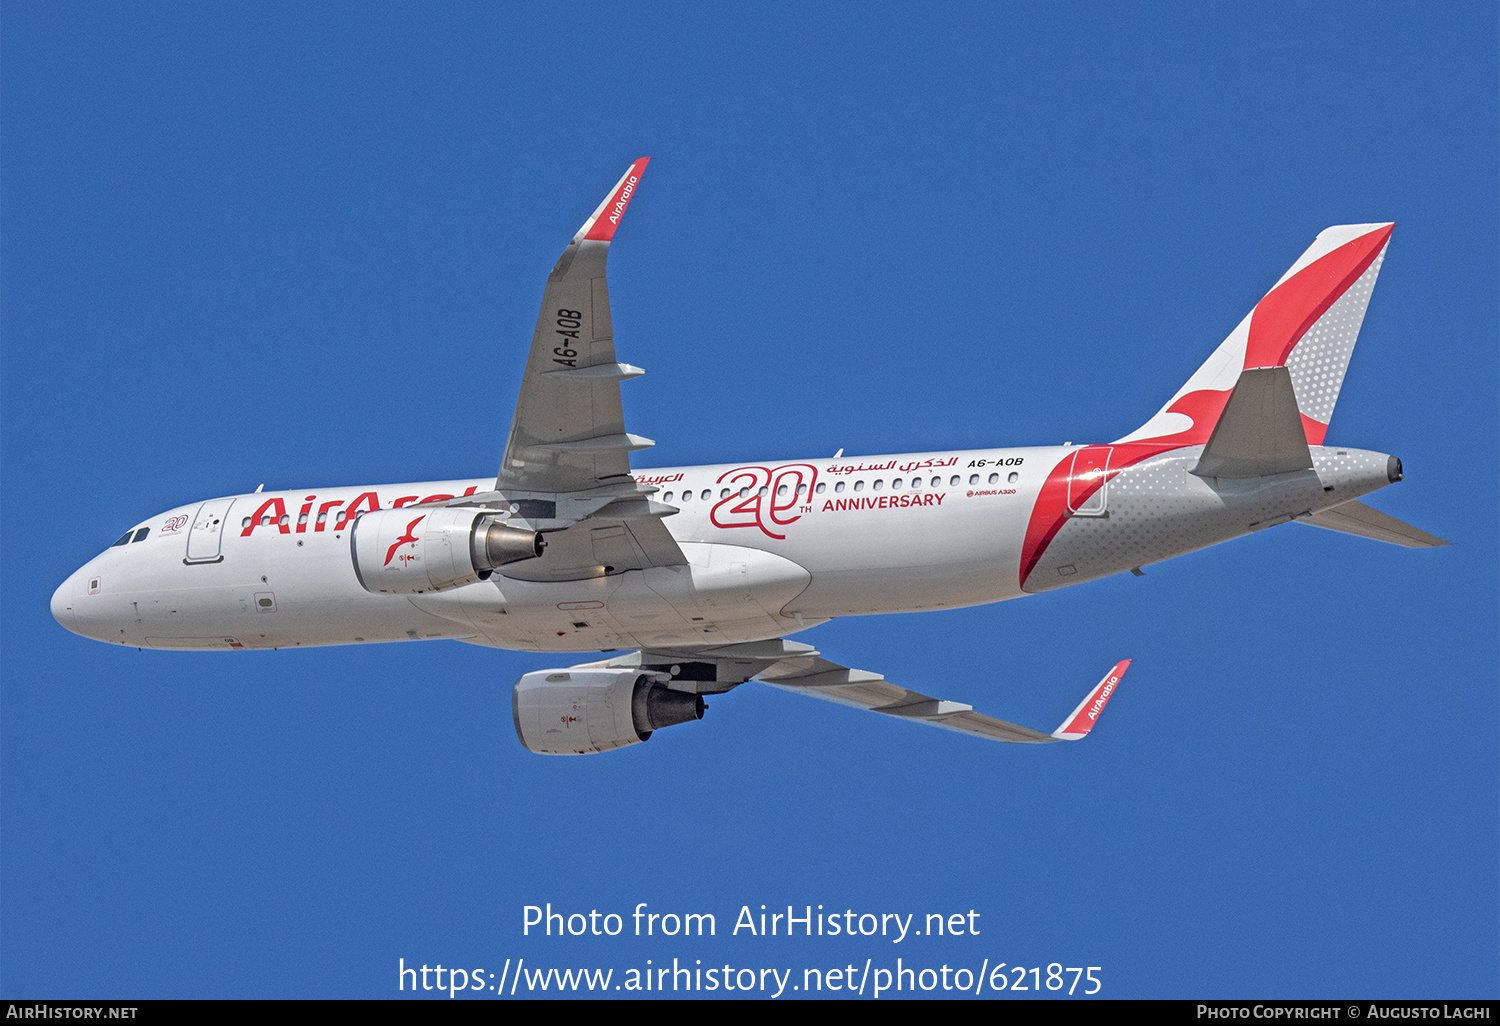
[760,656,1130,744]
[588,642,1130,745]
[418,159,689,581]
[499,158,654,496]
[497,506,687,582]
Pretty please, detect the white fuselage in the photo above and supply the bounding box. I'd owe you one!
[51,442,1396,655]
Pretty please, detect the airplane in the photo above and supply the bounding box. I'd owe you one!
[50,159,1447,755]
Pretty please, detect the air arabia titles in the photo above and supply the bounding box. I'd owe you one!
[607,174,638,227]
[1086,676,1119,722]
[239,486,483,537]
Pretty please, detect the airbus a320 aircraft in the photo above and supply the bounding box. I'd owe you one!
[52,160,1446,755]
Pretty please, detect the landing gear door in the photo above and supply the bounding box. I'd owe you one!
[185,499,237,564]
[1067,447,1113,517]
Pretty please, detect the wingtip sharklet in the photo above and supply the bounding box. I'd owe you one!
[577,157,650,243]
[1052,659,1130,740]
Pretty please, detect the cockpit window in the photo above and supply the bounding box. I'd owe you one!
[132,527,150,543]
[111,531,133,547]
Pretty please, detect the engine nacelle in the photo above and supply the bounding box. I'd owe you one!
[350,507,544,595]
[512,668,706,755]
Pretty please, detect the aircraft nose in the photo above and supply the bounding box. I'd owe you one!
[51,573,79,633]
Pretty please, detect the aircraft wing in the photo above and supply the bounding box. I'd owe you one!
[498,158,654,496]
[597,642,1130,745]
[760,656,1130,744]
[451,160,688,581]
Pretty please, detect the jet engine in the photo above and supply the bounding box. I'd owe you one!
[512,668,705,755]
[350,507,544,594]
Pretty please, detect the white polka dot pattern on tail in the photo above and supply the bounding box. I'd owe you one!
[1285,248,1386,427]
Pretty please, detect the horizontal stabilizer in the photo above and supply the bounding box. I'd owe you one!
[1191,366,1313,479]
[1298,501,1450,548]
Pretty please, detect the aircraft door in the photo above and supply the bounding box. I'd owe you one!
[1066,446,1113,517]
[185,498,237,564]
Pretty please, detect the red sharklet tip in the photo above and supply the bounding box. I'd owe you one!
[1057,659,1130,738]
[584,158,650,242]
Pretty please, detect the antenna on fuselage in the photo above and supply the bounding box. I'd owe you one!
[833,448,843,458]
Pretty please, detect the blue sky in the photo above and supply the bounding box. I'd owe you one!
[3,2,1495,999]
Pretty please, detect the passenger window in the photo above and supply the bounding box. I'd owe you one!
[757,486,768,497]
[241,517,252,529]
[720,488,731,499]
[988,473,999,484]
[931,476,941,487]
[872,479,883,491]
[298,513,309,525]
[317,512,328,523]
[680,491,691,502]
[701,489,711,500]
[968,474,979,485]
[278,515,290,526]
[112,531,133,547]
[777,485,787,496]
[663,491,674,503]
[853,480,865,492]
[834,481,845,493]
[911,477,922,489]
[796,483,806,496]
[815,482,826,494]
[949,475,960,486]
[1008,472,1019,483]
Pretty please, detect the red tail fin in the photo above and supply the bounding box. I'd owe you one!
[1116,224,1392,449]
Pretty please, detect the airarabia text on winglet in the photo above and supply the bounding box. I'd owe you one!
[1087,676,1120,721]
[608,176,638,225]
